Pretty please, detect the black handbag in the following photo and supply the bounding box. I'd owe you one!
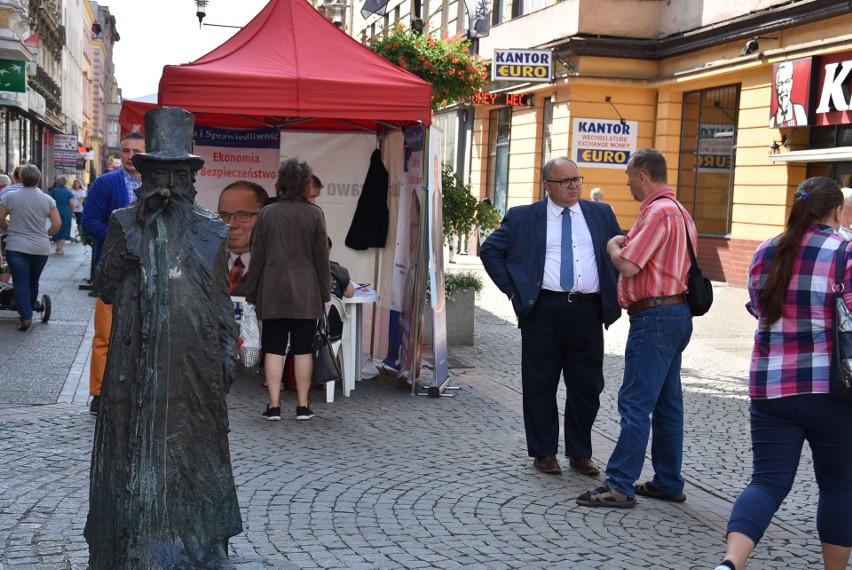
[658,196,713,316]
[830,240,852,399]
[311,311,341,386]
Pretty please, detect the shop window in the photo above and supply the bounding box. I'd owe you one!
[486,107,512,216]
[677,84,740,236]
[539,98,553,201]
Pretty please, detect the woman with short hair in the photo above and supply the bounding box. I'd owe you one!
[0,164,60,330]
[245,158,330,421]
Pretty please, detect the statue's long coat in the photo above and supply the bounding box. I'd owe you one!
[85,200,241,569]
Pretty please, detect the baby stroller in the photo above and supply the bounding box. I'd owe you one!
[0,273,51,323]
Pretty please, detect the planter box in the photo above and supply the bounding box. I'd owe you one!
[423,287,475,346]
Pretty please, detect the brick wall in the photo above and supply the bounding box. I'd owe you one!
[698,236,761,289]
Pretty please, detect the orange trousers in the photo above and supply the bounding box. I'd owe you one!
[89,298,113,396]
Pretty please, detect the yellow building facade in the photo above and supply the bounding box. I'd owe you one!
[469,3,852,287]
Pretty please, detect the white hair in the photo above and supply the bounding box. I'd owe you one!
[590,188,604,202]
[842,187,852,204]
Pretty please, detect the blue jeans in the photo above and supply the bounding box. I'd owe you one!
[604,302,693,497]
[5,250,48,322]
[727,394,852,546]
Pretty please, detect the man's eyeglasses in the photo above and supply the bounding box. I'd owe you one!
[546,177,584,188]
[218,211,259,223]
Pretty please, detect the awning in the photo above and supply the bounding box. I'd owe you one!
[768,147,852,163]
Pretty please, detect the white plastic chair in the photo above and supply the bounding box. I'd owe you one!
[325,297,350,402]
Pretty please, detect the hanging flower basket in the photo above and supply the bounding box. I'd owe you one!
[368,24,489,112]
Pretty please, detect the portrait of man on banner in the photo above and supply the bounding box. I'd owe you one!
[769,58,811,128]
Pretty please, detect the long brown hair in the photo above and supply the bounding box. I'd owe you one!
[761,176,842,325]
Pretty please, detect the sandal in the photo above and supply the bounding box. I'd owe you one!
[634,481,686,503]
[576,485,636,508]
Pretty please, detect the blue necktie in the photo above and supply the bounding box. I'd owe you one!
[561,208,574,291]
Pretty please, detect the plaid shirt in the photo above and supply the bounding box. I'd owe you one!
[748,224,852,399]
[122,169,141,203]
[617,188,695,308]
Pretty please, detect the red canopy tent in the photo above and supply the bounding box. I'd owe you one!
[149,0,431,133]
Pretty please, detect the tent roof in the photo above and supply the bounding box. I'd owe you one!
[157,0,432,132]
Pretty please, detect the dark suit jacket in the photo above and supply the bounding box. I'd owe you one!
[479,198,623,327]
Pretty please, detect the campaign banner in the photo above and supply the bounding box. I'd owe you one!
[571,118,638,170]
[382,126,424,377]
[427,126,449,389]
[192,127,280,211]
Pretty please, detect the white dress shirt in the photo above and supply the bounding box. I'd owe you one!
[542,198,600,293]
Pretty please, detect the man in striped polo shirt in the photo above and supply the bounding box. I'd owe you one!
[577,147,696,509]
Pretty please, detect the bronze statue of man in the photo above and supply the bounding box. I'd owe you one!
[85,107,241,569]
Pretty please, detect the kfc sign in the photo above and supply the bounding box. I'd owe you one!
[814,51,852,126]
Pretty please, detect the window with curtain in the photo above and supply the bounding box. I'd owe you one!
[677,84,740,235]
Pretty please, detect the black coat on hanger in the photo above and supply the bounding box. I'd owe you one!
[345,148,389,250]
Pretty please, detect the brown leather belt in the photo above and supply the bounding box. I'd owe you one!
[627,294,687,316]
[540,290,601,303]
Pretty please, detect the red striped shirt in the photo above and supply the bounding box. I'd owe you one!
[617,188,696,308]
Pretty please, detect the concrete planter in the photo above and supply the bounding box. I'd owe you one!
[423,287,475,346]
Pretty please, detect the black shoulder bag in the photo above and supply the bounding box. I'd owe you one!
[830,240,852,399]
[657,196,713,316]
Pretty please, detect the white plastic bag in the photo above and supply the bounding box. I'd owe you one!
[239,302,261,370]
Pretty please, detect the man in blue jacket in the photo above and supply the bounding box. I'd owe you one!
[480,157,622,476]
[81,131,145,415]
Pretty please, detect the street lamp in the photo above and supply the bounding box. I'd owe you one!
[318,0,348,30]
[195,0,208,28]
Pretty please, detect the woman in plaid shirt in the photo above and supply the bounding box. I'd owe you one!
[716,177,852,570]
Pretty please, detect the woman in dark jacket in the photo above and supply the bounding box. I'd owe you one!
[245,158,330,421]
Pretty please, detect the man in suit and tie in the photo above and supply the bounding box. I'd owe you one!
[217,180,269,295]
[480,157,622,476]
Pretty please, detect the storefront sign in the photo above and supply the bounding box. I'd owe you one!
[492,49,551,82]
[697,124,733,172]
[769,58,812,128]
[814,51,852,126]
[0,60,27,93]
[571,118,638,170]
[470,91,532,106]
[54,134,78,171]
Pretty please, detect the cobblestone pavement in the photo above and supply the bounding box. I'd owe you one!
[0,244,825,569]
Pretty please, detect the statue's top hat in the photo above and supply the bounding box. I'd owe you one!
[131,107,204,172]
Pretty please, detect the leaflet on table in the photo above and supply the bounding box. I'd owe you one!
[352,282,376,295]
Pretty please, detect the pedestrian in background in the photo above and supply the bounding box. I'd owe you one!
[577,147,694,508]
[0,166,23,198]
[0,164,60,330]
[50,176,74,255]
[480,157,622,477]
[71,179,86,238]
[715,177,852,570]
[838,187,852,239]
[81,131,145,415]
[308,174,323,204]
[245,158,330,422]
